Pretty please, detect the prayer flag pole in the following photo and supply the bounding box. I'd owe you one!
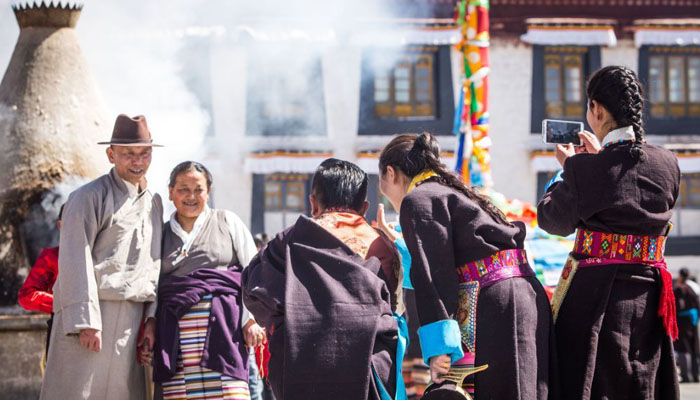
[453,0,492,188]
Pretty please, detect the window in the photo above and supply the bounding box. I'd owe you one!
[679,173,700,208]
[646,47,700,118]
[246,48,326,136]
[373,51,436,119]
[531,46,600,133]
[359,45,455,135]
[263,174,309,212]
[544,49,585,118]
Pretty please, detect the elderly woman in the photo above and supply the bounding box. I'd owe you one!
[149,161,265,400]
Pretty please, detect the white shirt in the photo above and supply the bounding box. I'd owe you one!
[601,125,635,147]
[169,207,211,265]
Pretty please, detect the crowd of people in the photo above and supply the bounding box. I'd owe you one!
[16,65,693,400]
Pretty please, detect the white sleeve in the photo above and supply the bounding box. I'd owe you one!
[223,210,259,325]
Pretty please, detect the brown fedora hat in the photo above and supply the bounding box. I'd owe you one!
[98,114,163,147]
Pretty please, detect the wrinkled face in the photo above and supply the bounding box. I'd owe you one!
[106,145,152,186]
[169,169,210,220]
[379,165,408,212]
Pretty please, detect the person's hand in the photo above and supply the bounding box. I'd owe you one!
[577,130,601,154]
[377,204,400,242]
[79,328,102,352]
[555,143,576,168]
[137,318,156,365]
[243,319,266,348]
[429,354,451,384]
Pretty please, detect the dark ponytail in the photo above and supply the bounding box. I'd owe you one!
[586,66,646,160]
[379,132,511,226]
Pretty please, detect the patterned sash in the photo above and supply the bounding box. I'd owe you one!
[437,249,533,396]
[572,229,666,263]
[550,228,678,340]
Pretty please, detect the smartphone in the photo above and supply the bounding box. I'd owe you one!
[542,119,583,146]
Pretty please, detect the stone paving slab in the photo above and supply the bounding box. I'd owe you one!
[681,382,700,400]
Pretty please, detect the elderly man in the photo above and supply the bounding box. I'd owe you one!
[40,115,163,400]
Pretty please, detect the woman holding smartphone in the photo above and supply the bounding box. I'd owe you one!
[538,66,681,399]
[379,133,555,399]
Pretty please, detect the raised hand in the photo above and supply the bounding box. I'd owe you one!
[555,143,576,168]
[577,130,601,154]
[377,204,400,242]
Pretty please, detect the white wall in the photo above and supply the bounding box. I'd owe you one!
[322,46,363,162]
[488,38,538,203]
[206,40,252,225]
[601,39,637,71]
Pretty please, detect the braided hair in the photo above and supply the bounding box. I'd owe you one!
[586,66,646,160]
[379,133,511,226]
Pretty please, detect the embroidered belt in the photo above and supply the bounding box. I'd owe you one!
[551,228,678,340]
[572,228,666,263]
[442,249,533,396]
[457,249,532,286]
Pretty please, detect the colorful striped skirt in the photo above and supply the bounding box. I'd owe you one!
[161,295,250,400]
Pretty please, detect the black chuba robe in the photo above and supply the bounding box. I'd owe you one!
[242,216,399,400]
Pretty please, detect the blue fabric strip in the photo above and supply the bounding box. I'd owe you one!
[418,319,464,365]
[372,313,409,400]
[679,308,699,326]
[544,170,564,193]
[394,238,413,289]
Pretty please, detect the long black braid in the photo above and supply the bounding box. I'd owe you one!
[379,132,511,226]
[586,66,646,160]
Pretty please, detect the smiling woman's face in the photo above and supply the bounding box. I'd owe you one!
[169,169,210,220]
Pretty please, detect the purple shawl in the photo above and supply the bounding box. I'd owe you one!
[153,267,249,382]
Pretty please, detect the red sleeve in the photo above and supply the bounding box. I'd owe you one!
[17,248,58,314]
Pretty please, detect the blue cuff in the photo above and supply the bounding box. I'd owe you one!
[394,237,413,289]
[544,170,564,193]
[418,319,464,365]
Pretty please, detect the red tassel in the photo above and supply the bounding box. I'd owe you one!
[658,269,678,341]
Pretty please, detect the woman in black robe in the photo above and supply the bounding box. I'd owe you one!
[538,66,681,399]
[379,133,556,399]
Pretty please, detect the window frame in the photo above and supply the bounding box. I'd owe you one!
[638,45,700,135]
[359,45,455,136]
[251,174,311,234]
[531,45,601,133]
[679,172,700,209]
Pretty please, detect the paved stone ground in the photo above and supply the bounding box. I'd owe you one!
[681,382,700,399]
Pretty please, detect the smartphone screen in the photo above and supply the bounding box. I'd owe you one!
[542,119,583,146]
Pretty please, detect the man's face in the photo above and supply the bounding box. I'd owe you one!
[106,145,152,186]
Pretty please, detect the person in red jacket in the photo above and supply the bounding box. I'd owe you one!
[17,205,62,374]
[17,246,59,314]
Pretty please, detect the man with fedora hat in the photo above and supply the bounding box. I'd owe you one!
[41,115,163,400]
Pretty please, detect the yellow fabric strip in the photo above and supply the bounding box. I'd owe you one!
[407,170,439,193]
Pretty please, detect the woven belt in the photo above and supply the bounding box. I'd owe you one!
[456,249,533,286]
[449,248,533,395]
[552,228,677,340]
[572,228,666,263]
